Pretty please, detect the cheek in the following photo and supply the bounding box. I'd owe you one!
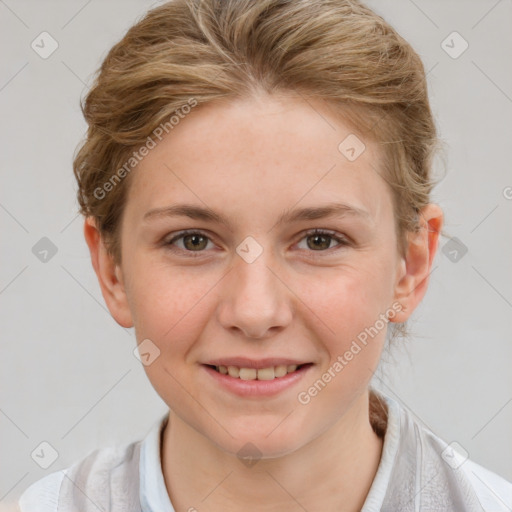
[128,268,214,407]
[295,277,388,416]
[126,258,213,349]
[307,262,393,336]
[300,262,393,388]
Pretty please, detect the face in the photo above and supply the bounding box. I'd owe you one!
[99,93,416,457]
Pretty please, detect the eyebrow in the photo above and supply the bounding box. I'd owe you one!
[142,202,371,230]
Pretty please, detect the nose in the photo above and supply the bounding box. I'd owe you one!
[216,250,293,340]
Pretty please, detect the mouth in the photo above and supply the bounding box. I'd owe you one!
[201,357,315,397]
[205,363,313,381]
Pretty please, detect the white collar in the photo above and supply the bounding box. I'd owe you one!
[140,411,175,512]
[138,391,399,511]
[137,390,500,511]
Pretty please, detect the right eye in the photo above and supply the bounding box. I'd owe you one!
[165,230,215,256]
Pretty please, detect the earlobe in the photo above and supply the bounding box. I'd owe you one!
[83,217,134,328]
[389,204,443,324]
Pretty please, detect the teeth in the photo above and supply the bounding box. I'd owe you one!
[227,366,240,378]
[239,368,257,380]
[274,365,288,377]
[257,367,274,380]
[215,364,304,380]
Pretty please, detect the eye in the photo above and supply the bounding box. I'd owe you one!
[164,228,350,257]
[165,229,215,256]
[296,229,350,254]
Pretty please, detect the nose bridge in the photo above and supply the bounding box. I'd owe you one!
[235,251,278,302]
[233,234,280,296]
[217,241,292,338]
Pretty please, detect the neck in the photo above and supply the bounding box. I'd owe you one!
[161,390,384,512]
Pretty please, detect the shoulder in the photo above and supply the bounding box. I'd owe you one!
[459,457,512,511]
[414,417,512,510]
[17,469,66,512]
[17,440,142,512]
[405,405,512,510]
[372,390,512,511]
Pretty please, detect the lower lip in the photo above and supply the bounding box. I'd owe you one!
[202,364,313,398]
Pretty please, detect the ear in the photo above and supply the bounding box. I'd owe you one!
[83,217,134,328]
[389,203,444,323]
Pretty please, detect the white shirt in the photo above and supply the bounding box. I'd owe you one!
[18,389,512,511]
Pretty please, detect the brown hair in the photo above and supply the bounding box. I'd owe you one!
[73,0,447,340]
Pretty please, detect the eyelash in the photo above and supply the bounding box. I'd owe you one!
[163,228,351,258]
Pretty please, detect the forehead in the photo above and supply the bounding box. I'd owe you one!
[125,94,392,226]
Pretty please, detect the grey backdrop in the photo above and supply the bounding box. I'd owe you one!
[1,0,511,504]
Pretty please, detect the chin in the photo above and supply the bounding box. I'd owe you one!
[221,436,304,462]
[209,418,309,461]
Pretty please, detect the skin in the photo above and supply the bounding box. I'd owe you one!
[84,92,443,511]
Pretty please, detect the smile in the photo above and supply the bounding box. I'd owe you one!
[209,363,310,381]
[202,363,314,397]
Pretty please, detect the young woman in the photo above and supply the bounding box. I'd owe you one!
[18,0,512,510]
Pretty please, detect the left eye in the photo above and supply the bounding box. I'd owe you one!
[164,229,349,256]
[297,229,349,252]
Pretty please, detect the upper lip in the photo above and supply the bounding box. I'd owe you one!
[203,357,312,369]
